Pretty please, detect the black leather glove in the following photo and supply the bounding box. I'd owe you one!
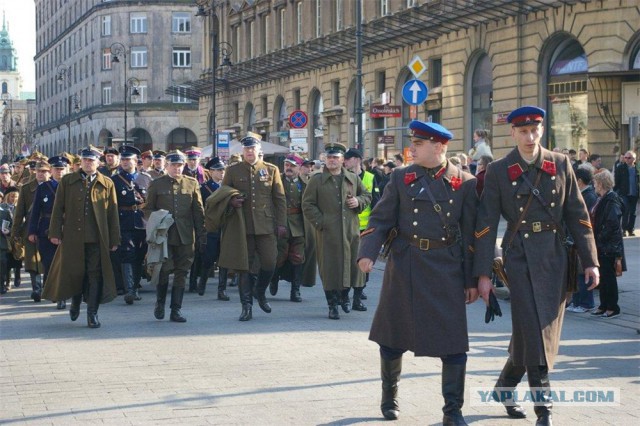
[484,292,503,323]
[230,196,245,208]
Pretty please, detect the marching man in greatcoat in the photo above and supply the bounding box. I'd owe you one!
[474,106,599,425]
[358,121,478,425]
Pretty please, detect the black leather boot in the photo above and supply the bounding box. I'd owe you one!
[289,265,302,302]
[57,300,66,309]
[495,357,527,418]
[442,363,468,426]
[197,267,209,296]
[13,267,21,287]
[238,273,253,321]
[69,294,82,321]
[217,267,229,301]
[255,269,273,313]
[269,271,279,296]
[325,290,340,319]
[340,288,351,313]
[86,283,102,329]
[381,356,402,420]
[352,287,367,311]
[188,262,198,293]
[169,287,187,322]
[122,263,136,305]
[527,365,553,426]
[154,282,169,320]
[30,272,42,302]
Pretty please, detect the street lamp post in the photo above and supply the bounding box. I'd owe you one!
[56,65,79,153]
[195,0,232,157]
[111,43,138,146]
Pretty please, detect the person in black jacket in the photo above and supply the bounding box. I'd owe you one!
[567,166,599,313]
[614,151,638,236]
[591,170,625,318]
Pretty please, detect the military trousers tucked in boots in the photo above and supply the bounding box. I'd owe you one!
[494,357,527,418]
[441,354,468,426]
[325,290,340,319]
[379,352,402,420]
[238,273,253,321]
[84,243,103,329]
[527,365,553,426]
[122,263,137,305]
[30,272,42,302]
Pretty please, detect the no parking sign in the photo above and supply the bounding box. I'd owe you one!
[289,110,308,129]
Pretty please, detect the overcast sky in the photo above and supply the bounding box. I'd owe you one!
[1,0,36,93]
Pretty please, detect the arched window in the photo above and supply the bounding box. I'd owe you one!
[1,82,7,94]
[470,54,493,149]
[310,90,324,158]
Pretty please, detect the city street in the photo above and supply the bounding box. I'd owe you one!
[1,237,639,425]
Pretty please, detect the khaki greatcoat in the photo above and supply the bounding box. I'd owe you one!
[358,162,478,357]
[42,172,121,303]
[473,147,598,369]
[11,178,43,273]
[302,167,371,291]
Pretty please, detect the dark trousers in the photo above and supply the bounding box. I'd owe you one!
[247,234,277,274]
[201,231,221,271]
[159,244,194,288]
[570,273,595,309]
[84,243,103,306]
[621,195,638,233]
[597,255,619,313]
[379,345,467,365]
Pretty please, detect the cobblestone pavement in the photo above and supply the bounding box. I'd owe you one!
[1,237,638,425]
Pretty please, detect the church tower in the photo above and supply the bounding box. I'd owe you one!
[0,11,23,97]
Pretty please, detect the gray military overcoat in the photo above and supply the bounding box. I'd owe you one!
[358,162,478,357]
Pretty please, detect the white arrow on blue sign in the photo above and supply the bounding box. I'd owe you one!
[402,79,428,105]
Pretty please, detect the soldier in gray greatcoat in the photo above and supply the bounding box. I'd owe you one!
[358,121,478,425]
[474,106,599,425]
[302,143,371,320]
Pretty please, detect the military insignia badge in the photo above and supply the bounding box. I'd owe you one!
[404,172,417,185]
[541,160,557,176]
[508,163,524,181]
[449,176,462,191]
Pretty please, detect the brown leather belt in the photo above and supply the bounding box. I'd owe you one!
[287,207,302,215]
[405,235,456,251]
[508,221,557,233]
[119,203,145,211]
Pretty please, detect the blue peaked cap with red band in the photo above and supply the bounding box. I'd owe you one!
[507,106,545,127]
[409,120,453,144]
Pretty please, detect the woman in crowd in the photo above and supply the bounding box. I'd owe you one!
[591,170,625,318]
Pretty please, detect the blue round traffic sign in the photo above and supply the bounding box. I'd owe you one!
[402,80,428,105]
[289,110,308,129]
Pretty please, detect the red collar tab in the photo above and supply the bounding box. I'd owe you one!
[449,176,462,190]
[541,160,556,176]
[434,167,446,180]
[404,172,418,185]
[508,163,524,181]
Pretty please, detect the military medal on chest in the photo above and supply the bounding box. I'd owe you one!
[43,196,48,203]
[259,168,269,182]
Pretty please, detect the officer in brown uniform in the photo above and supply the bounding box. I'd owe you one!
[148,150,167,179]
[98,146,120,177]
[144,150,206,323]
[221,134,287,321]
[11,159,48,302]
[43,146,121,328]
[269,154,306,302]
[474,106,599,425]
[358,122,478,425]
[302,143,371,320]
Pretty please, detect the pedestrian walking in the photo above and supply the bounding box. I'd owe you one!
[473,106,599,425]
[42,146,121,328]
[358,121,478,424]
[302,142,371,320]
[144,150,205,322]
[614,151,638,236]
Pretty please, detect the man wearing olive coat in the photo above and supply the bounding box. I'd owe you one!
[474,106,599,425]
[144,150,206,323]
[358,122,478,425]
[221,134,287,321]
[42,146,121,328]
[302,143,371,320]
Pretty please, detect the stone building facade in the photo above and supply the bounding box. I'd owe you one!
[182,0,640,165]
[33,0,204,156]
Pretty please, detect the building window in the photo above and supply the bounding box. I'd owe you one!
[332,80,340,105]
[294,89,301,110]
[233,101,240,123]
[471,54,493,143]
[375,70,386,95]
[261,96,268,118]
[131,46,147,68]
[296,3,302,43]
[172,86,191,104]
[172,48,191,67]
[248,20,255,58]
[131,81,147,103]
[315,0,322,38]
[130,13,148,34]
[262,14,269,54]
[102,48,112,69]
[427,108,441,124]
[101,16,111,36]
[336,0,343,31]
[172,12,191,33]
[430,57,442,88]
[381,0,389,16]
[280,8,286,48]
[102,85,111,105]
[407,0,417,7]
